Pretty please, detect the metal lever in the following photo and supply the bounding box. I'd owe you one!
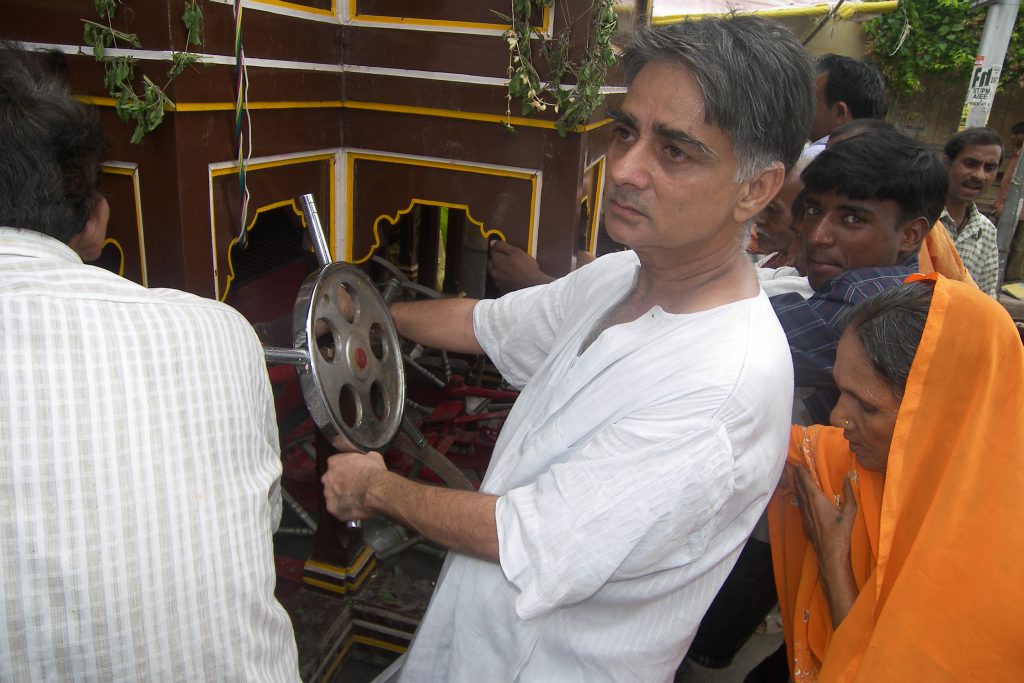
[300,193,332,269]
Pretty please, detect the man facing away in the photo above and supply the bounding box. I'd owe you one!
[996,121,1024,283]
[940,127,1003,297]
[319,17,814,682]
[0,44,299,680]
[805,53,887,158]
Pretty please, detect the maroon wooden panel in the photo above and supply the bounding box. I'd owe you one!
[349,157,534,262]
[96,169,146,285]
[211,156,333,298]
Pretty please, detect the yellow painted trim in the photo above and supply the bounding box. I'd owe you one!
[210,153,336,300]
[345,152,536,263]
[344,100,613,133]
[351,635,408,655]
[350,1,551,33]
[77,95,616,134]
[176,100,345,112]
[210,153,337,178]
[100,238,126,277]
[585,157,605,255]
[320,639,352,683]
[220,199,306,302]
[653,1,897,23]
[250,0,336,18]
[101,163,148,286]
[301,555,377,594]
[359,198,508,266]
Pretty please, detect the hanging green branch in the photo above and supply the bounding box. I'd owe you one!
[82,0,203,144]
[500,0,617,136]
[864,0,1024,96]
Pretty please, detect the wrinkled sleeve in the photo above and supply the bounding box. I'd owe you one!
[495,414,735,620]
[473,276,574,389]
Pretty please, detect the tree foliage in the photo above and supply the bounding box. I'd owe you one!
[864,0,1024,95]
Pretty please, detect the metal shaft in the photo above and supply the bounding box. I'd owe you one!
[264,346,310,367]
[300,193,333,269]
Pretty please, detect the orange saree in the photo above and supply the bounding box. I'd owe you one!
[918,221,976,286]
[768,275,1024,681]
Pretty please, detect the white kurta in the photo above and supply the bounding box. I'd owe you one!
[400,251,793,682]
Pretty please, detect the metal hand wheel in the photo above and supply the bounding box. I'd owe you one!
[264,195,406,453]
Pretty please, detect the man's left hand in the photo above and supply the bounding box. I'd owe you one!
[322,451,388,520]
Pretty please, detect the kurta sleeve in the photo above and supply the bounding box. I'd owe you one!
[494,414,736,620]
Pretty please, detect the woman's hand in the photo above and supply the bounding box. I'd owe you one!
[793,467,860,628]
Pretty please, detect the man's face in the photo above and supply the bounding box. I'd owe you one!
[800,191,917,290]
[753,172,802,255]
[947,143,1002,206]
[1011,131,1024,151]
[809,72,834,142]
[604,61,750,257]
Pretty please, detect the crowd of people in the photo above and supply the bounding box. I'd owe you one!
[2,12,1023,683]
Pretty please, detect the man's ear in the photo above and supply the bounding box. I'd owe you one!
[733,162,785,224]
[897,216,930,258]
[68,196,109,262]
[832,101,852,128]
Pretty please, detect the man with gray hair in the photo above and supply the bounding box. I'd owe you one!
[321,17,813,681]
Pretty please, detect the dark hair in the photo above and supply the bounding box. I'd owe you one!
[944,127,1004,165]
[816,54,887,119]
[1011,121,1024,136]
[0,42,107,242]
[622,17,814,178]
[827,118,895,145]
[802,128,948,226]
[843,280,935,396]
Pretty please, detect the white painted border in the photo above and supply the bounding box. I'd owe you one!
[209,0,340,25]
[25,41,625,93]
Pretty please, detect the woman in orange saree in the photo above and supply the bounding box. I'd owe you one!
[769,274,1024,681]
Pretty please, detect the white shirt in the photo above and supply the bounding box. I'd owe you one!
[758,265,814,299]
[0,228,300,681]
[400,251,793,682]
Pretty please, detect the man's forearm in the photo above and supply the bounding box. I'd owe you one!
[365,471,500,562]
[390,298,484,354]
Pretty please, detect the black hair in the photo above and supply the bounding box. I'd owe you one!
[827,118,895,145]
[0,42,108,242]
[622,16,814,177]
[816,54,887,119]
[802,127,948,226]
[944,127,1004,165]
[1011,121,1024,136]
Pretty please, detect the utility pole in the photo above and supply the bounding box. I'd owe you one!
[958,1,1022,290]
[959,0,1021,130]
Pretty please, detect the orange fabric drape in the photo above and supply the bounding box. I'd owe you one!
[768,275,1024,681]
[918,221,976,287]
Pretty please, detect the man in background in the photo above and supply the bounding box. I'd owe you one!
[940,127,1002,296]
[805,54,887,158]
[0,43,299,681]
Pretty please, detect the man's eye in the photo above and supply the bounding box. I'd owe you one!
[665,145,686,161]
[613,125,633,141]
[842,214,863,225]
[805,206,822,216]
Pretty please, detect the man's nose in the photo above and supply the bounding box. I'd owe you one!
[608,143,650,190]
[805,216,834,246]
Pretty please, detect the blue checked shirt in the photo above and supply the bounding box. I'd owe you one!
[770,255,918,424]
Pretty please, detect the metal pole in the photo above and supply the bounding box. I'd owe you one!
[959,0,1021,130]
[996,148,1024,288]
[300,193,333,269]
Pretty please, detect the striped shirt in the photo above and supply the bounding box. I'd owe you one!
[0,228,299,681]
[940,205,999,297]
